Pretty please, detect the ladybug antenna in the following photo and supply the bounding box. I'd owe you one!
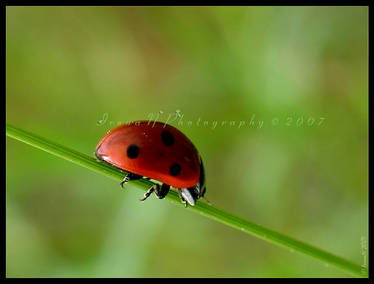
[201,187,212,205]
[202,196,213,205]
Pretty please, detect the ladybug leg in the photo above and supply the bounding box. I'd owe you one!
[154,184,170,199]
[140,184,158,202]
[120,173,143,189]
[139,183,170,202]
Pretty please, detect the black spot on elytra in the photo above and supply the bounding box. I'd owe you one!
[161,130,174,146]
[127,144,139,159]
[169,162,181,176]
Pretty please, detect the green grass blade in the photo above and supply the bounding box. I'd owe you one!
[5,123,368,277]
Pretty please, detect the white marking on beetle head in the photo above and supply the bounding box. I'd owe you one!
[179,188,196,206]
[101,155,110,161]
[194,182,201,196]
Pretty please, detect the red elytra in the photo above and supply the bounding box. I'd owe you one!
[95,121,201,189]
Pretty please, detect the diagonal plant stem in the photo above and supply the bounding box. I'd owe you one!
[6,123,368,277]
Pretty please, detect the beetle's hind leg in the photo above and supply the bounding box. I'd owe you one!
[120,173,143,189]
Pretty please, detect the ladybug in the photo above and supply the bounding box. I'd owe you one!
[95,120,206,207]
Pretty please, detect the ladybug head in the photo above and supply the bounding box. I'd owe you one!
[199,157,206,196]
[178,157,206,206]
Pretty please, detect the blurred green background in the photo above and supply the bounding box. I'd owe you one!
[6,6,368,277]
